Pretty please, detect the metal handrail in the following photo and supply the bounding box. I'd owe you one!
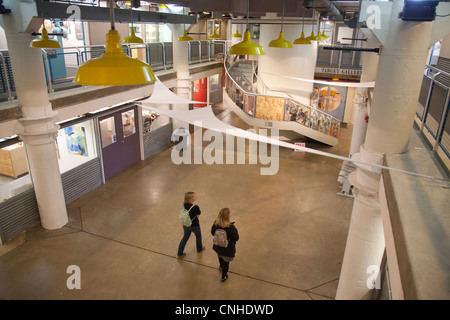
[0,52,14,100]
[419,65,450,157]
[224,54,341,136]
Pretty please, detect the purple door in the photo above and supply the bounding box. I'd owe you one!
[99,106,141,180]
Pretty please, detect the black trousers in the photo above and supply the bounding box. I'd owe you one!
[218,256,229,278]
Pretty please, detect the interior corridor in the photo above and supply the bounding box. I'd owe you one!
[0,102,354,300]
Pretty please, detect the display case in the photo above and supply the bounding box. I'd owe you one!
[0,143,28,178]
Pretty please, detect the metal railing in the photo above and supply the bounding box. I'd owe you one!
[416,65,450,160]
[0,40,227,99]
[224,55,341,139]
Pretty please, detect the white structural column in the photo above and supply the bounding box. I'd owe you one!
[337,34,378,192]
[0,2,68,229]
[171,24,192,131]
[336,0,433,299]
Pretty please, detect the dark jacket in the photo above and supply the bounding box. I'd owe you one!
[211,223,239,258]
[184,203,201,227]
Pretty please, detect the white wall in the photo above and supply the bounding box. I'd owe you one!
[88,22,130,45]
[258,22,317,106]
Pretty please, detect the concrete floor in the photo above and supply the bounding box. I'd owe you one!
[0,103,354,300]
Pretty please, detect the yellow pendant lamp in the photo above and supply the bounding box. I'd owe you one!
[320,31,328,39]
[269,32,292,48]
[307,12,319,41]
[123,9,144,44]
[123,28,144,44]
[294,32,311,45]
[75,0,155,86]
[232,30,242,38]
[230,30,265,55]
[293,11,311,45]
[269,2,292,48]
[229,0,265,55]
[208,26,221,39]
[30,26,61,49]
[178,30,193,41]
[178,7,193,41]
[307,31,318,41]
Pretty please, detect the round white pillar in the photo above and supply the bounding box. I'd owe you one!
[171,24,191,131]
[364,0,433,154]
[1,5,68,230]
[336,0,433,299]
[336,145,386,299]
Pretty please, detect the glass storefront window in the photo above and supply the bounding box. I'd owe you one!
[0,140,32,202]
[142,107,170,133]
[56,119,98,173]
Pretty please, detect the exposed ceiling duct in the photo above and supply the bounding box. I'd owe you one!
[306,0,343,21]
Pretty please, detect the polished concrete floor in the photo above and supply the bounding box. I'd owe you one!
[0,102,354,300]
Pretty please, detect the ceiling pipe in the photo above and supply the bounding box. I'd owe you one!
[303,0,343,20]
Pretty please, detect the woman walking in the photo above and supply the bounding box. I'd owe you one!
[177,192,205,258]
[211,208,239,282]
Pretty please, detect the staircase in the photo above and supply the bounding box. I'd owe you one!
[228,60,256,93]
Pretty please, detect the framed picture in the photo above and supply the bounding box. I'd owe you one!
[64,126,88,157]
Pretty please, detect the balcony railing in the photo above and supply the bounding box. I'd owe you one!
[416,65,450,161]
[0,40,227,99]
[224,55,341,142]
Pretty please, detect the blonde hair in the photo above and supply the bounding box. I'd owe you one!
[184,192,195,204]
[215,208,231,228]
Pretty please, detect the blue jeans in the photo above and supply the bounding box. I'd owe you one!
[177,225,203,256]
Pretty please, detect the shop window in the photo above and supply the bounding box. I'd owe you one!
[142,107,170,133]
[56,119,98,173]
[0,138,32,202]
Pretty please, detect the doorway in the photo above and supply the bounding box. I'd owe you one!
[98,106,141,180]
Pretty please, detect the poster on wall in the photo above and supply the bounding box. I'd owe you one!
[235,87,244,109]
[310,85,347,121]
[284,99,311,127]
[244,94,256,116]
[64,126,88,157]
[255,96,285,121]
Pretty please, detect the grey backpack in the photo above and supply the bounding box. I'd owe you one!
[213,229,229,248]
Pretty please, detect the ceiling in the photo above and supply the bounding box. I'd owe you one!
[152,0,361,20]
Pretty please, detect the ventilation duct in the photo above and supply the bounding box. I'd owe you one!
[303,0,343,21]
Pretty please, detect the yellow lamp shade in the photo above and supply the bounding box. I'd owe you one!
[123,29,144,44]
[232,30,242,38]
[208,30,221,39]
[178,30,193,41]
[75,30,156,86]
[230,30,265,55]
[293,32,312,45]
[30,28,61,49]
[269,32,292,48]
[307,31,318,41]
[332,75,339,81]
[321,31,328,39]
